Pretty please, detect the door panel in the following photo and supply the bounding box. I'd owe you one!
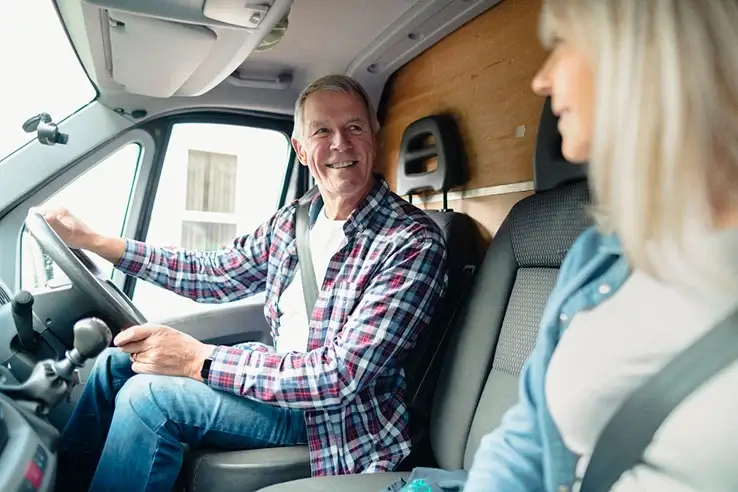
[160,295,272,346]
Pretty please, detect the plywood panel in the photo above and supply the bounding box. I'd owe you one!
[377,0,546,192]
[415,191,533,243]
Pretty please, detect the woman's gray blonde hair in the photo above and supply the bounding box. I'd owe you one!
[292,74,380,141]
[540,0,738,294]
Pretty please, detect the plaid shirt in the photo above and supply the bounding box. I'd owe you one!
[116,176,447,475]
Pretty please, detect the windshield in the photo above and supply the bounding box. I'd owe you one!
[0,0,96,162]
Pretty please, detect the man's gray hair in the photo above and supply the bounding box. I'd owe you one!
[292,74,380,141]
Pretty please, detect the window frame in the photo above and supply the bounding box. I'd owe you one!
[9,127,157,291]
[121,110,300,299]
[18,142,143,290]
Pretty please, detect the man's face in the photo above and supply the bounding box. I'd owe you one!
[292,90,375,201]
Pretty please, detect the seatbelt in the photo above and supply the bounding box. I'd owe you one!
[580,305,738,492]
[295,186,320,319]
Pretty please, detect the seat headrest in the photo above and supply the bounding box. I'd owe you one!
[533,96,588,192]
[396,114,467,197]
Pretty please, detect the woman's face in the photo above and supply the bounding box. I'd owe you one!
[532,32,595,163]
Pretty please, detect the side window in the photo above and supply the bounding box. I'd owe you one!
[21,144,141,289]
[132,123,290,320]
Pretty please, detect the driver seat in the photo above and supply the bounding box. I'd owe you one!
[176,117,483,492]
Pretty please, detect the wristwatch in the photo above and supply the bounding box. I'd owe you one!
[200,357,213,382]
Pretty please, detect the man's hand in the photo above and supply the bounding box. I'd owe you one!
[34,207,126,264]
[114,324,216,381]
[37,207,97,249]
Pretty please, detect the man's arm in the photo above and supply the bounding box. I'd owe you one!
[205,231,447,410]
[41,206,278,303]
[114,216,277,303]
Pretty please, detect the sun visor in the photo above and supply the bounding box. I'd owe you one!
[105,12,216,98]
[82,0,294,97]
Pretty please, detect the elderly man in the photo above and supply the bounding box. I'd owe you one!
[50,74,447,492]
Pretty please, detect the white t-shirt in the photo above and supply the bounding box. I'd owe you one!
[546,269,738,492]
[275,209,346,353]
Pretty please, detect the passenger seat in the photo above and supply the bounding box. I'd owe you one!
[257,97,592,491]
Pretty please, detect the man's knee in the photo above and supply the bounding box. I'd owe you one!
[88,347,130,381]
[114,374,190,428]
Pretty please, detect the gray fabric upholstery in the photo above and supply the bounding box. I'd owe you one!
[402,210,484,469]
[429,213,518,470]
[464,371,519,468]
[405,210,484,421]
[257,472,409,492]
[511,180,592,267]
[429,180,591,473]
[459,180,592,469]
[492,268,559,377]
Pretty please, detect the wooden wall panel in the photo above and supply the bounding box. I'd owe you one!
[376,0,547,240]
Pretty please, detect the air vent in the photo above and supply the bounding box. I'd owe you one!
[0,283,11,306]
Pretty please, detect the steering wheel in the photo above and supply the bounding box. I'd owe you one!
[25,209,147,332]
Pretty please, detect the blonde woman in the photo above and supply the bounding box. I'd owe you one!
[465,1,738,491]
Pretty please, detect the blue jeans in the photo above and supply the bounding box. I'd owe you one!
[56,347,307,492]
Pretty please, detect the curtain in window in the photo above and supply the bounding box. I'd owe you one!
[186,150,237,213]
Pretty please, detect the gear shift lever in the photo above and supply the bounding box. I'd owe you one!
[0,317,112,413]
[53,317,112,380]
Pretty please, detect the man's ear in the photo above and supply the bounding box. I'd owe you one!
[291,137,308,165]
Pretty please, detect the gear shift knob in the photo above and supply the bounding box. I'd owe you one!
[73,317,113,359]
[53,318,113,381]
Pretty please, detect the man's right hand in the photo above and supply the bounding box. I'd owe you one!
[34,207,127,264]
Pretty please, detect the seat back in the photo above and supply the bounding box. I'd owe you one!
[395,115,485,451]
[428,97,593,470]
[406,210,482,412]
[462,180,591,467]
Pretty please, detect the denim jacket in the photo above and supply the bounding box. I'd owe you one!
[464,226,632,492]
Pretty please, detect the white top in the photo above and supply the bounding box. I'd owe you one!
[275,209,346,353]
[546,269,738,492]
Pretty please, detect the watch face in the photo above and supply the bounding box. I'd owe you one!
[200,358,213,380]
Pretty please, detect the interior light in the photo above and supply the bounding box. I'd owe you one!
[255,10,289,51]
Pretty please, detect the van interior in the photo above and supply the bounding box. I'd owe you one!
[0,0,592,491]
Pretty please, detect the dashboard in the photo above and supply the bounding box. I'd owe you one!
[0,278,78,492]
[0,368,56,492]
[0,279,82,381]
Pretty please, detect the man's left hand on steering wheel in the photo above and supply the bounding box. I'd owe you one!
[25,207,147,333]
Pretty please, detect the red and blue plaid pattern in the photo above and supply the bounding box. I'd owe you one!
[116,176,447,475]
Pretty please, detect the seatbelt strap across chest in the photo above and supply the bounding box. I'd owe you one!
[295,187,320,319]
